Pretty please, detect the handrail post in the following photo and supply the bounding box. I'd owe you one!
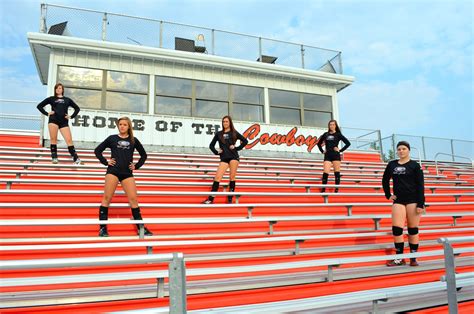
[421,136,427,160]
[159,21,163,48]
[377,129,383,155]
[101,12,107,41]
[40,3,47,33]
[300,44,305,69]
[440,239,458,314]
[450,139,455,161]
[391,134,396,158]
[168,253,187,314]
[211,29,215,55]
[434,152,473,176]
[338,52,343,74]
[411,147,422,167]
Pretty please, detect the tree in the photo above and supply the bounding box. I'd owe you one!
[383,149,395,162]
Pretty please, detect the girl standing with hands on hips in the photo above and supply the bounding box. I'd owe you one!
[317,120,351,193]
[382,141,425,267]
[94,117,152,237]
[37,83,82,164]
[202,116,248,204]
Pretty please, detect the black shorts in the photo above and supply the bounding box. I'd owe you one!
[393,199,418,206]
[324,152,341,162]
[48,119,69,129]
[393,194,418,205]
[220,157,239,164]
[106,169,133,182]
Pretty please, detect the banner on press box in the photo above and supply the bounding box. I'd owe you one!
[42,110,325,153]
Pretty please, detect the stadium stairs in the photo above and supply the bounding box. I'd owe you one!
[0,132,472,313]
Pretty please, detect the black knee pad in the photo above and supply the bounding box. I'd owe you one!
[392,226,403,236]
[408,227,419,235]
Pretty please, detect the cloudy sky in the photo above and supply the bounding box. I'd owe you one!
[0,0,472,141]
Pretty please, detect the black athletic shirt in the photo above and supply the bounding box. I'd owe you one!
[317,131,351,154]
[209,130,248,160]
[382,159,425,208]
[94,135,147,173]
[37,96,80,122]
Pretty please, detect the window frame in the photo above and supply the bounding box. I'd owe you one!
[57,65,149,113]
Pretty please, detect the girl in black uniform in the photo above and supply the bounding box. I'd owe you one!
[317,120,351,193]
[37,83,82,164]
[202,115,248,204]
[382,141,425,267]
[94,116,152,237]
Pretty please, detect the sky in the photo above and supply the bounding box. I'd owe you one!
[0,0,472,142]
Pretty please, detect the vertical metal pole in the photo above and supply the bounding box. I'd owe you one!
[211,29,215,55]
[391,134,396,159]
[168,253,187,314]
[372,300,379,314]
[258,37,262,62]
[102,13,107,41]
[300,45,305,69]
[40,3,47,33]
[338,52,343,74]
[377,130,383,155]
[442,240,458,314]
[450,139,455,161]
[421,136,427,160]
[159,21,163,48]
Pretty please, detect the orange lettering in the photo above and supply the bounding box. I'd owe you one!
[241,124,320,152]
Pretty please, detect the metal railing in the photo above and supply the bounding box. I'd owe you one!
[39,3,343,73]
[381,134,474,162]
[108,248,474,314]
[1,253,187,313]
[343,127,382,153]
[0,99,42,131]
[410,146,423,167]
[435,153,473,176]
[437,236,474,314]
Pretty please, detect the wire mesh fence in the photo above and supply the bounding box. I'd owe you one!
[342,127,382,153]
[381,134,473,163]
[0,100,42,131]
[42,3,342,73]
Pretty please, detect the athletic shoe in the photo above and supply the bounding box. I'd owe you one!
[73,158,83,165]
[386,258,406,267]
[410,259,419,267]
[52,158,59,164]
[201,199,213,204]
[99,227,109,237]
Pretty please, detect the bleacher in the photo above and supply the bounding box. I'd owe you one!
[0,132,473,313]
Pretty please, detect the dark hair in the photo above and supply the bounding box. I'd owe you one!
[397,141,411,150]
[116,116,135,144]
[328,119,341,133]
[54,83,64,97]
[220,115,237,143]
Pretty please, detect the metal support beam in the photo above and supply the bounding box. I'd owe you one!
[168,253,187,314]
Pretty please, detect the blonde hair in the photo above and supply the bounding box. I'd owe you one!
[116,116,134,144]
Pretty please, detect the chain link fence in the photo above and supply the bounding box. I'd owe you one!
[0,99,42,131]
[381,134,473,163]
[342,127,382,153]
[41,3,342,73]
